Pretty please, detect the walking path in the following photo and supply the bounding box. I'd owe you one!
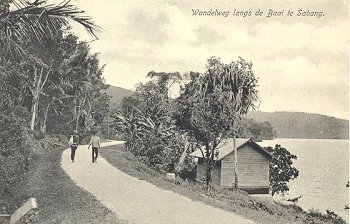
[61,141,257,224]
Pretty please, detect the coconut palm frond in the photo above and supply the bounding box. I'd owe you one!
[0,0,102,55]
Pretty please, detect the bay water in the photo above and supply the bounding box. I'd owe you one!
[260,138,349,222]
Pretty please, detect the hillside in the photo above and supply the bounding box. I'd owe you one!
[105,86,348,139]
[106,85,133,108]
[247,111,349,139]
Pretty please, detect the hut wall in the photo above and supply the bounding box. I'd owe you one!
[236,145,270,188]
[220,144,270,189]
[220,153,235,187]
[196,143,270,192]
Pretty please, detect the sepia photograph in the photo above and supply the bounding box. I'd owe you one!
[0,0,348,223]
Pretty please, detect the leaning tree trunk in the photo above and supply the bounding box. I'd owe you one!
[175,135,189,173]
[75,96,86,131]
[30,67,41,130]
[40,103,50,134]
[29,65,51,131]
[30,95,39,130]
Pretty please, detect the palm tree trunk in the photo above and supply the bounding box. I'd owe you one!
[30,67,41,131]
[75,96,86,130]
[75,99,81,131]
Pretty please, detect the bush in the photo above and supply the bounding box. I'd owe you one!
[123,129,183,173]
[265,144,299,196]
[305,209,346,224]
[0,112,33,195]
[53,134,69,144]
[177,156,197,181]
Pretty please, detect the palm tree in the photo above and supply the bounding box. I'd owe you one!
[205,56,259,189]
[229,61,259,189]
[0,0,101,56]
[176,57,259,190]
[0,0,101,130]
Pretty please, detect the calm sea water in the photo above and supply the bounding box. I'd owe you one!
[259,138,349,222]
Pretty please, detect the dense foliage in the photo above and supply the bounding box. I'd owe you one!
[114,57,297,194]
[0,0,100,56]
[116,57,260,188]
[0,109,32,196]
[265,144,299,196]
[1,32,109,136]
[0,0,107,199]
[116,72,185,171]
[238,118,275,140]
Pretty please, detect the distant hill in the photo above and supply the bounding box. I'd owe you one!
[247,111,349,139]
[106,85,133,108]
[105,86,349,139]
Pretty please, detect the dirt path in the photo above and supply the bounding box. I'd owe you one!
[61,141,257,224]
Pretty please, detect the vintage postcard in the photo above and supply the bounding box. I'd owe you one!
[1,0,348,223]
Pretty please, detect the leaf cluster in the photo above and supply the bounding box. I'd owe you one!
[116,73,184,171]
[176,56,259,147]
[0,0,101,56]
[265,144,299,196]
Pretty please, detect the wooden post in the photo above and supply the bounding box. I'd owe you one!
[233,135,239,189]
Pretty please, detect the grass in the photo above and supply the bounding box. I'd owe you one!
[100,144,346,224]
[0,137,125,224]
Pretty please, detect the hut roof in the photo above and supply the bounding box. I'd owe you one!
[189,138,272,160]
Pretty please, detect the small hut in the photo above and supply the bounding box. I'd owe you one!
[190,138,272,194]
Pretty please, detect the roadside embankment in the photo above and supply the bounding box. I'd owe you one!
[0,137,124,224]
[100,144,346,224]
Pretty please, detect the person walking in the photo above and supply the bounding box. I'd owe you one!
[70,130,79,163]
[88,132,100,163]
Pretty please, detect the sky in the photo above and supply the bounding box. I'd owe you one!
[67,0,348,120]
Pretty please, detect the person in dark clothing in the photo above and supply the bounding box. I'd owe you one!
[70,130,79,163]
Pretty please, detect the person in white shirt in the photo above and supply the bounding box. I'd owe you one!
[88,132,100,163]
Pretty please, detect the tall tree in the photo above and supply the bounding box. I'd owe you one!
[0,0,101,132]
[1,31,107,135]
[176,57,259,189]
[26,57,51,130]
